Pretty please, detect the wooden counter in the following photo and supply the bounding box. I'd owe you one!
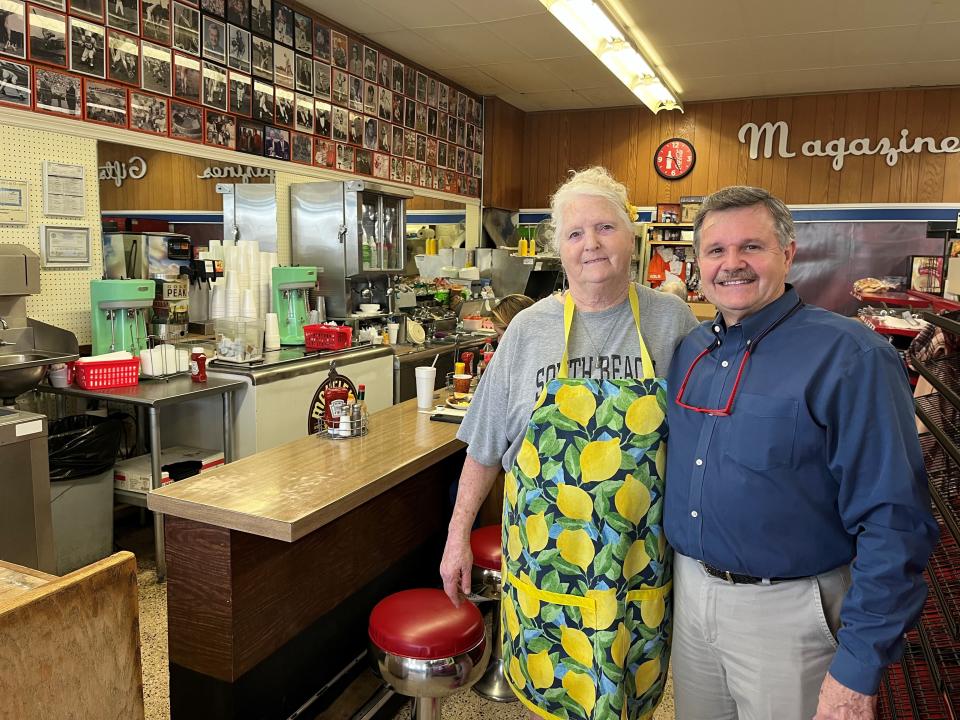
[151,397,469,720]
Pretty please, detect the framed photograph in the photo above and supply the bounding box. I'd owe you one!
[202,15,224,63]
[361,114,375,149]
[457,115,466,145]
[263,124,288,159]
[172,50,199,101]
[389,156,402,182]
[69,17,104,77]
[362,44,376,83]
[34,0,65,10]
[427,76,437,107]
[169,98,201,140]
[456,90,466,119]
[465,121,474,149]
[271,0,289,45]
[0,59,30,106]
[107,30,138,84]
[250,33,270,78]
[403,127,414,159]
[446,114,456,143]
[272,83,291,125]
[200,0,222,16]
[363,79,375,114]
[404,159,416,185]
[225,0,245,28]
[347,109,361,144]
[291,130,310,164]
[390,124,402,155]
[330,66,346,105]
[293,91,310,131]
[347,37,360,75]
[414,101,426,133]
[107,0,138,35]
[313,138,334,167]
[272,41,291,86]
[335,142,352,171]
[204,108,234,147]
[346,72,360,110]
[437,140,447,168]
[313,22,328,61]
[414,70,426,103]
[426,135,437,165]
[415,132,425,162]
[0,178,28,223]
[172,2,198,55]
[377,52,389,87]
[330,29,345,69]
[0,0,27,60]
[391,58,402,93]
[140,0,170,43]
[908,255,945,295]
[313,98,328,136]
[427,106,437,136]
[40,225,89,267]
[292,11,308,54]
[354,148,370,175]
[227,68,248,114]
[251,77,270,120]
[69,0,104,22]
[200,58,224,108]
[226,23,248,71]
[84,77,126,125]
[656,202,681,224]
[377,85,391,121]
[236,117,261,153]
[438,81,447,112]
[403,64,414,97]
[293,52,310,92]
[128,90,166,133]
[330,103,346,141]
[377,119,389,153]
[140,39,170,94]
[249,0,268,37]
[371,152,387,179]
[28,6,67,67]
[403,96,414,129]
[34,66,79,114]
[473,152,482,178]
[456,146,466,173]
[312,59,328,99]
[391,91,402,124]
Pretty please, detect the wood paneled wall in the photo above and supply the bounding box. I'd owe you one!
[98,143,271,211]
[515,87,960,207]
[407,196,465,210]
[483,97,526,210]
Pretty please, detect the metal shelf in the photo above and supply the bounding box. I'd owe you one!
[914,353,960,413]
[919,433,960,544]
[878,665,910,720]
[114,488,148,508]
[921,311,960,338]
[900,635,952,720]
[915,395,960,469]
[926,507,960,641]
[916,618,960,717]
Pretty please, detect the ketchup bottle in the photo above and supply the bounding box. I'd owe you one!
[190,347,207,383]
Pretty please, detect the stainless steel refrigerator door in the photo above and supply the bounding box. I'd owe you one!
[222,184,278,251]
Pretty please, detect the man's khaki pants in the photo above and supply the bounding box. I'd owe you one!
[672,552,851,720]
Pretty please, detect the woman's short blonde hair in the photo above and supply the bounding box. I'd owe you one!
[548,166,632,252]
[491,294,535,332]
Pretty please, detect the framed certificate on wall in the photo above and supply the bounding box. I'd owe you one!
[0,179,29,224]
[40,225,91,267]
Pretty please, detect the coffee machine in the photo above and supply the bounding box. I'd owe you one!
[90,279,156,356]
[271,266,316,345]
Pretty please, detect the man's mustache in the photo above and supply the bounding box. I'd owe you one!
[715,271,758,282]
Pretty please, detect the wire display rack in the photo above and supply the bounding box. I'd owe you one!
[916,394,960,468]
[926,508,960,641]
[899,634,952,720]
[919,431,960,543]
[915,352,960,411]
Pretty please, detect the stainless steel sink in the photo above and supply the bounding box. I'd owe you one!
[0,349,79,402]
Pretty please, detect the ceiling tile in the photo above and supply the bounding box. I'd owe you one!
[909,21,960,62]
[298,0,403,34]
[523,91,598,111]
[415,24,529,65]
[659,39,756,78]
[367,0,477,29]
[896,59,960,87]
[624,0,751,45]
[365,29,464,71]
[483,13,589,60]
[832,25,923,66]
[576,85,641,108]
[475,60,569,93]
[448,0,545,24]
[433,66,509,95]
[495,89,546,112]
[539,56,624,90]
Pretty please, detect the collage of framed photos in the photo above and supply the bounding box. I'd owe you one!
[0,0,483,197]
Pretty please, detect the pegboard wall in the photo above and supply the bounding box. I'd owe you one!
[0,123,102,345]
[274,169,317,266]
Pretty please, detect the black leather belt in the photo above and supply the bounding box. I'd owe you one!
[700,562,800,585]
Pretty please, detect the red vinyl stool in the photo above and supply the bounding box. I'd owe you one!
[368,588,489,720]
[469,525,515,703]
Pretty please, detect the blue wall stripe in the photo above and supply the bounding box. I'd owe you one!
[406,213,466,223]
[522,208,959,224]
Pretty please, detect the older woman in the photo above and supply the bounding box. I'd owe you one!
[440,167,697,719]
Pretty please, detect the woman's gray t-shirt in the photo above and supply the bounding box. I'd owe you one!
[457,283,699,471]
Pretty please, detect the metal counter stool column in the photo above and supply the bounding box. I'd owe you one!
[469,524,516,702]
[368,588,489,720]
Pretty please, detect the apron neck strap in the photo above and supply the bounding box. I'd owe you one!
[559,285,655,379]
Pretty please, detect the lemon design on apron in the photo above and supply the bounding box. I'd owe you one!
[501,285,671,720]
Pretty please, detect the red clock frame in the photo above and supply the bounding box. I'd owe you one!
[654,138,695,180]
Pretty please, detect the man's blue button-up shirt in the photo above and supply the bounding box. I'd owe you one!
[665,285,938,695]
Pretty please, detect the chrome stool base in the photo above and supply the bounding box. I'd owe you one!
[411,696,443,720]
[471,658,515,702]
[469,565,517,703]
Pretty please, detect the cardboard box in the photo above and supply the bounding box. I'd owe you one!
[114,446,225,494]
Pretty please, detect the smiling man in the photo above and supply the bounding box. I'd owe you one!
[665,186,937,720]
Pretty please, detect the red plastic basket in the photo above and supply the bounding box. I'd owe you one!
[73,358,141,390]
[304,324,353,351]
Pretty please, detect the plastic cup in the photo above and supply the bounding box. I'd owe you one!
[387,322,399,344]
[414,366,437,410]
[453,373,472,394]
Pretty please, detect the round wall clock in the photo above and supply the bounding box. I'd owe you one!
[654,138,696,180]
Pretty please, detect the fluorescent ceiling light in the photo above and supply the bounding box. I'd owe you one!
[540,0,681,113]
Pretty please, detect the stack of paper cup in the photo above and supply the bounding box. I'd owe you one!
[264,313,281,350]
[241,288,257,319]
[225,270,240,317]
[209,284,226,319]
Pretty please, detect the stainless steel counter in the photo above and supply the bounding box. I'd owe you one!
[208,345,395,385]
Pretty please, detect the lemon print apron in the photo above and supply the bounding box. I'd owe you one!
[501,285,671,720]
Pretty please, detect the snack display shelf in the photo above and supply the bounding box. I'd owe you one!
[926,508,960,641]
[899,634,952,720]
[921,311,960,337]
[919,433,960,544]
[916,395,960,469]
[915,352,960,413]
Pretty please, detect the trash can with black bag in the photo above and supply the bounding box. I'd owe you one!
[47,414,123,574]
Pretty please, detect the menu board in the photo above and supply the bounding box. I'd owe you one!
[42,161,86,217]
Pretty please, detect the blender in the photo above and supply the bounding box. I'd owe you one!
[90,279,156,356]
[271,266,317,345]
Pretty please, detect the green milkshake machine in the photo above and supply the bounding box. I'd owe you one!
[90,279,156,356]
[271,266,317,345]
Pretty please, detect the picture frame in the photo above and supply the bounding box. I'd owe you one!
[140,39,170,94]
[226,23,249,71]
[908,255,945,295]
[354,147,370,175]
[414,101,426,133]
[656,202,681,224]
[172,50,199,101]
[107,29,139,85]
[362,79,374,114]
[389,156,402,182]
[225,0,246,28]
[377,120,389,153]
[391,58,402,93]
[200,58,225,109]
[293,91,310,132]
[312,22,328,61]
[0,177,28,224]
[377,53,388,87]
[312,59,329,99]
[330,103,346,141]
[201,15,225,64]
[68,16,104,77]
[362,44,375,82]
[293,52,310,92]
[33,66,80,115]
[271,1,290,46]
[271,41,291,87]
[346,37,360,75]
[128,90,167,134]
[28,6,67,67]
[427,76,437,107]
[68,0,104,22]
[236,117,262,154]
[272,83,291,125]
[403,96,414,129]
[361,114,375,149]
[438,82,447,112]
[203,108,234,148]
[292,11,308,54]
[347,73,362,111]
[107,0,139,35]
[291,130,310,164]
[377,85,390,121]
[415,70,425,103]
[171,1,198,55]
[141,0,170,42]
[330,66,346,104]
[0,59,31,107]
[33,0,65,11]
[347,109,361,145]
[250,33,270,78]
[314,138,334,168]
[83,77,126,126]
[200,0,223,17]
[248,0,268,38]
[403,64,414,97]
[330,29,345,69]
[0,0,27,60]
[169,98,202,141]
[251,77,271,121]
[39,225,90,267]
[227,68,249,115]
[334,142,351,171]
[391,124,402,155]
[263,124,288,159]
[403,127,414,158]
[313,98,328,136]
